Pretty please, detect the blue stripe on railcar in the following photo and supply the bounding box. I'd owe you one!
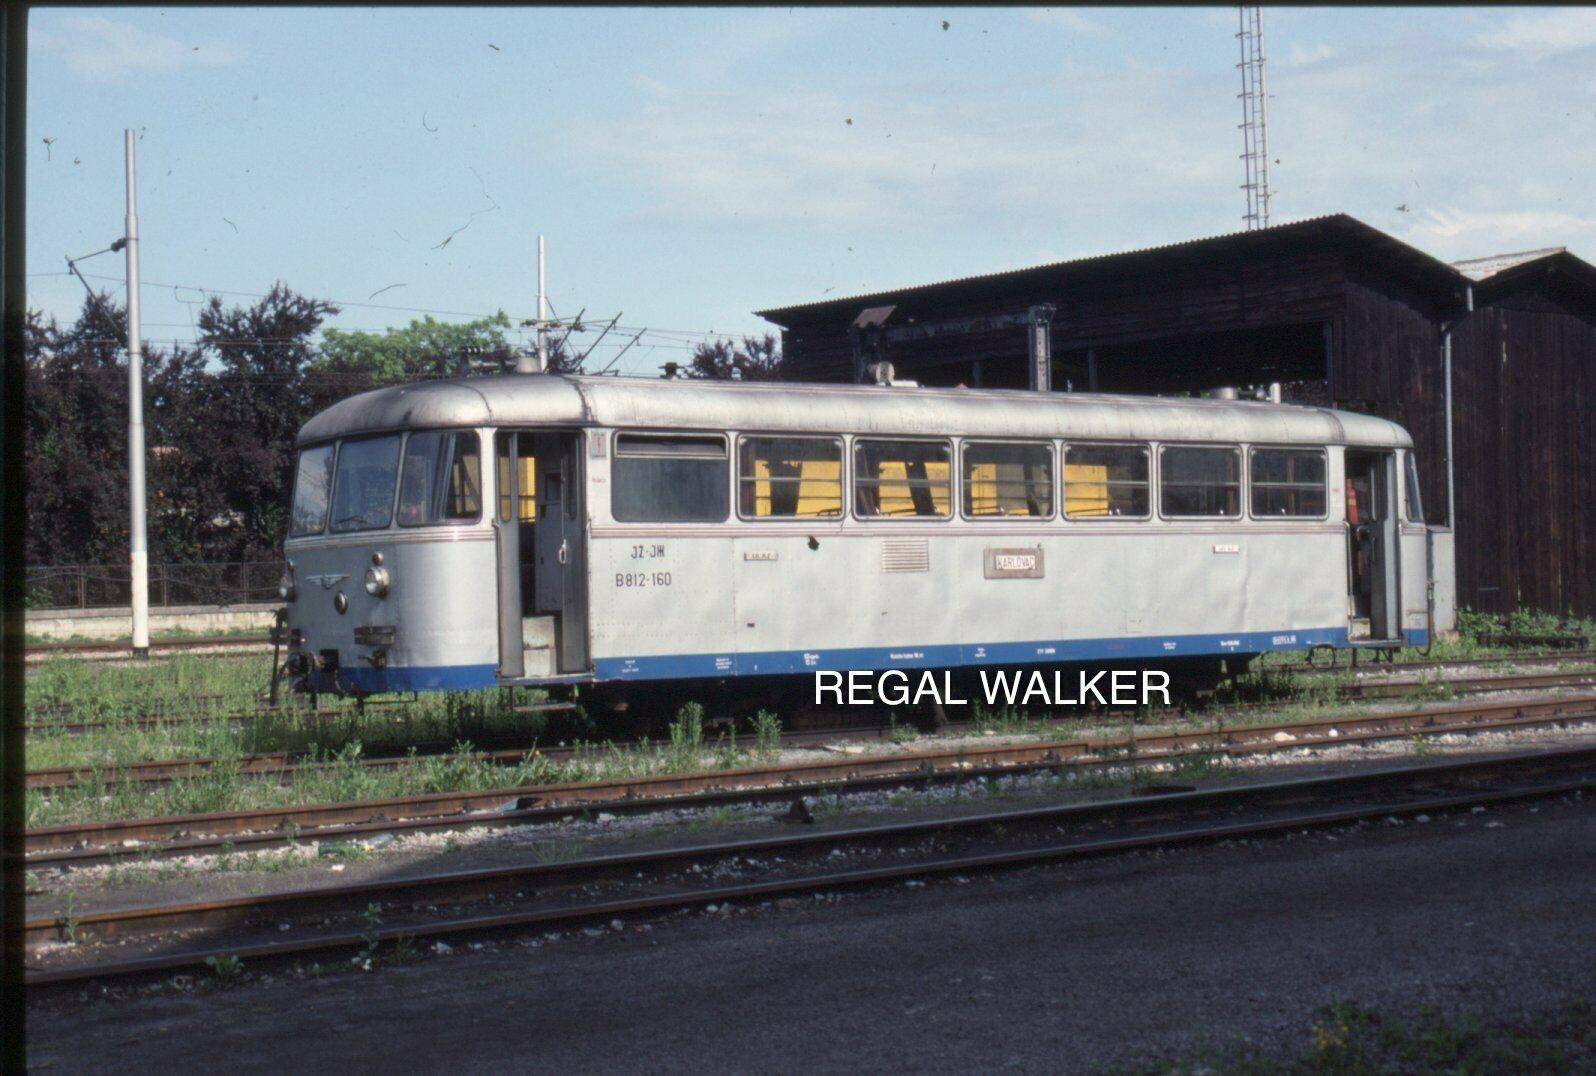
[304,627,1428,693]
[592,625,1365,681]
[306,663,499,693]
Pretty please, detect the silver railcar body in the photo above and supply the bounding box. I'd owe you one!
[283,375,1428,694]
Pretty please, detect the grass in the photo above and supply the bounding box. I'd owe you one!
[26,695,786,829]
[1130,998,1596,1075]
[1252,608,1596,676]
[25,622,272,646]
[203,954,245,984]
[668,701,705,771]
[752,709,782,761]
[27,608,1594,830]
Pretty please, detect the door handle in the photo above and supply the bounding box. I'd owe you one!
[558,539,569,565]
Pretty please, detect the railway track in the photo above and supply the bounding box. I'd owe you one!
[1335,668,1596,699]
[24,697,416,735]
[1271,648,1596,677]
[25,693,1596,868]
[25,745,1596,987]
[27,668,1596,795]
[22,715,928,793]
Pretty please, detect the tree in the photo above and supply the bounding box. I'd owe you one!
[318,310,590,377]
[197,283,340,560]
[685,333,785,381]
[24,295,214,566]
[24,299,129,566]
[319,312,512,382]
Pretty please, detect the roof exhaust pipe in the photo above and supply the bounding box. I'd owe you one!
[868,361,919,388]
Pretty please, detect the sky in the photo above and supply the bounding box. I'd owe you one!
[25,6,1596,376]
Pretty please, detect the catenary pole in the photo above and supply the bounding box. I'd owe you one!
[124,129,149,658]
[536,235,548,371]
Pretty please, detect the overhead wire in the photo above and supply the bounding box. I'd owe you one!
[31,269,742,381]
[31,269,730,338]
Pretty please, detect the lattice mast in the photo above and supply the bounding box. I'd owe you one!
[1236,5,1272,229]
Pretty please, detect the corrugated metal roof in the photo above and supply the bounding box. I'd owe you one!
[755,213,1464,323]
[1452,248,1567,281]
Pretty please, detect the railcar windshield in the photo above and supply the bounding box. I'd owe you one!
[397,430,482,526]
[330,434,402,533]
[289,443,336,537]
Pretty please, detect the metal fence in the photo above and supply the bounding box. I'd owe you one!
[25,562,285,610]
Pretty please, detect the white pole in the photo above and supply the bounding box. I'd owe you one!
[124,129,150,657]
[1255,7,1271,228]
[536,235,548,372]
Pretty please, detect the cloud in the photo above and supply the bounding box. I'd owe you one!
[1265,34,1596,260]
[1027,9,1112,37]
[1476,9,1596,53]
[576,68,1235,235]
[1283,43,1337,67]
[35,15,241,81]
[1396,207,1596,254]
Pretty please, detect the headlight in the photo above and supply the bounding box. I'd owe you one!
[364,566,390,597]
[278,561,295,602]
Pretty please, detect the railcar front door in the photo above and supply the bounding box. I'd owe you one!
[533,433,589,673]
[1345,449,1401,643]
[494,430,590,679]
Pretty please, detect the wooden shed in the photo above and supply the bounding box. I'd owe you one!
[1449,250,1596,617]
[755,215,1596,617]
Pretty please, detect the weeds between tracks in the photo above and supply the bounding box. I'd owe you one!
[25,613,1596,831]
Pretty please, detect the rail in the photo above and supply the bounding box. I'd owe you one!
[25,746,1596,985]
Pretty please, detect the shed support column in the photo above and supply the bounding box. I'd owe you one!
[1322,320,1334,402]
[1087,348,1098,393]
[1442,286,1471,530]
[1442,328,1454,529]
[848,325,885,383]
[1027,304,1056,392]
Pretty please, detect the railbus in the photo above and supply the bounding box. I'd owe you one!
[279,373,1430,713]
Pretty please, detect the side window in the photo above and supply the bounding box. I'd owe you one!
[738,436,844,518]
[1250,448,1327,518]
[1063,444,1150,519]
[963,441,1052,518]
[289,443,336,537]
[495,433,536,523]
[855,439,953,519]
[398,431,481,526]
[1404,452,1425,523]
[612,434,729,522]
[1160,445,1242,518]
[446,434,484,520]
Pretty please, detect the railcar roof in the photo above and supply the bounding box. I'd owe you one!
[297,374,1413,449]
